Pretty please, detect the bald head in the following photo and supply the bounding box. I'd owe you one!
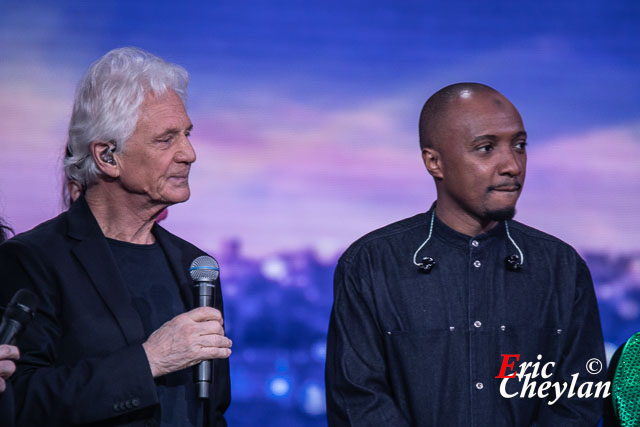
[419,83,510,150]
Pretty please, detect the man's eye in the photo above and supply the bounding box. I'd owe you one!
[157,136,173,143]
[477,145,493,152]
[515,141,527,150]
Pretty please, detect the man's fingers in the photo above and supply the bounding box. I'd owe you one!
[194,319,225,336]
[0,345,19,360]
[185,307,223,324]
[0,360,17,379]
[196,334,232,349]
[202,347,232,360]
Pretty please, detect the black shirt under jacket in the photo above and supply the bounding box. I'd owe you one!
[325,206,606,427]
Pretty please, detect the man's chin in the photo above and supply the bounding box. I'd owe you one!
[161,188,190,205]
[485,207,516,222]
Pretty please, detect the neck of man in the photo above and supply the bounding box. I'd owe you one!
[84,182,168,245]
[434,197,498,237]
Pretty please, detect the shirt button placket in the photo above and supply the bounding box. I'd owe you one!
[469,238,484,415]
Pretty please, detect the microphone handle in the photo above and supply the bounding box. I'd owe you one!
[195,281,215,399]
[0,318,22,345]
[197,361,212,399]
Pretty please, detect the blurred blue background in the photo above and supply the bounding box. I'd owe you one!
[1,1,639,425]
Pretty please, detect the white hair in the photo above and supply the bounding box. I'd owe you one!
[63,47,189,188]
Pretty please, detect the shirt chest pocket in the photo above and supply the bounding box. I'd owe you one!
[378,275,465,334]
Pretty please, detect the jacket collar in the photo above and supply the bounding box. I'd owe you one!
[66,196,146,344]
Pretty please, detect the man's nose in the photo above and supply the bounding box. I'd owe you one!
[176,134,197,164]
[498,147,524,177]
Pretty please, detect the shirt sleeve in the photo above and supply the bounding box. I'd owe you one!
[325,253,411,427]
[533,257,607,426]
[0,238,160,426]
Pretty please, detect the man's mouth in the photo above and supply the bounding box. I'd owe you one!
[169,174,189,184]
[169,169,190,180]
[489,183,521,192]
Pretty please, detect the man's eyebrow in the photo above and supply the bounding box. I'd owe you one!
[471,134,498,143]
[154,124,193,138]
[471,130,527,143]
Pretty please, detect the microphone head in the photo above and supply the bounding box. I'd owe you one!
[5,289,38,324]
[189,256,220,282]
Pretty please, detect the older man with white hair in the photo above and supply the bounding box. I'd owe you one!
[0,47,231,426]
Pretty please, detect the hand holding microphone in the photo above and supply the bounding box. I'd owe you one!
[142,306,231,377]
[142,256,231,392]
[0,288,38,393]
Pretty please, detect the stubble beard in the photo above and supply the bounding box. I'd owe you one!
[485,206,516,222]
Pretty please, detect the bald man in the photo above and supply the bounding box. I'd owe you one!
[325,83,607,426]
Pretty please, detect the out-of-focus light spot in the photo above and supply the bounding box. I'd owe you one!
[311,341,326,362]
[617,299,639,320]
[224,281,239,297]
[597,284,615,300]
[269,377,291,397]
[302,382,325,415]
[304,287,319,302]
[262,257,288,281]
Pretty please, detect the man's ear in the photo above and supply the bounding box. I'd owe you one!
[422,147,443,180]
[90,141,119,178]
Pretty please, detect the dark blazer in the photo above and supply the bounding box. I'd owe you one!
[0,384,15,427]
[0,196,230,426]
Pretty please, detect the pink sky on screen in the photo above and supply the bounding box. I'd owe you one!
[0,75,639,258]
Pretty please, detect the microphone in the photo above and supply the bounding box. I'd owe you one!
[189,256,220,399]
[0,289,38,345]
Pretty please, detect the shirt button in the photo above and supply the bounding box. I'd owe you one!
[476,382,484,390]
[473,260,481,268]
[556,329,563,335]
[471,240,479,247]
[500,325,506,331]
[474,320,482,328]
[449,326,455,332]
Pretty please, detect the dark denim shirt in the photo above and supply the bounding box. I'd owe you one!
[326,207,607,427]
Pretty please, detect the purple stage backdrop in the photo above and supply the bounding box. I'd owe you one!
[1,1,639,425]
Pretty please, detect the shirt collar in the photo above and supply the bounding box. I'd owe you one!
[427,202,506,249]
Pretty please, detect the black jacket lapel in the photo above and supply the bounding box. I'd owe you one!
[67,197,146,345]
